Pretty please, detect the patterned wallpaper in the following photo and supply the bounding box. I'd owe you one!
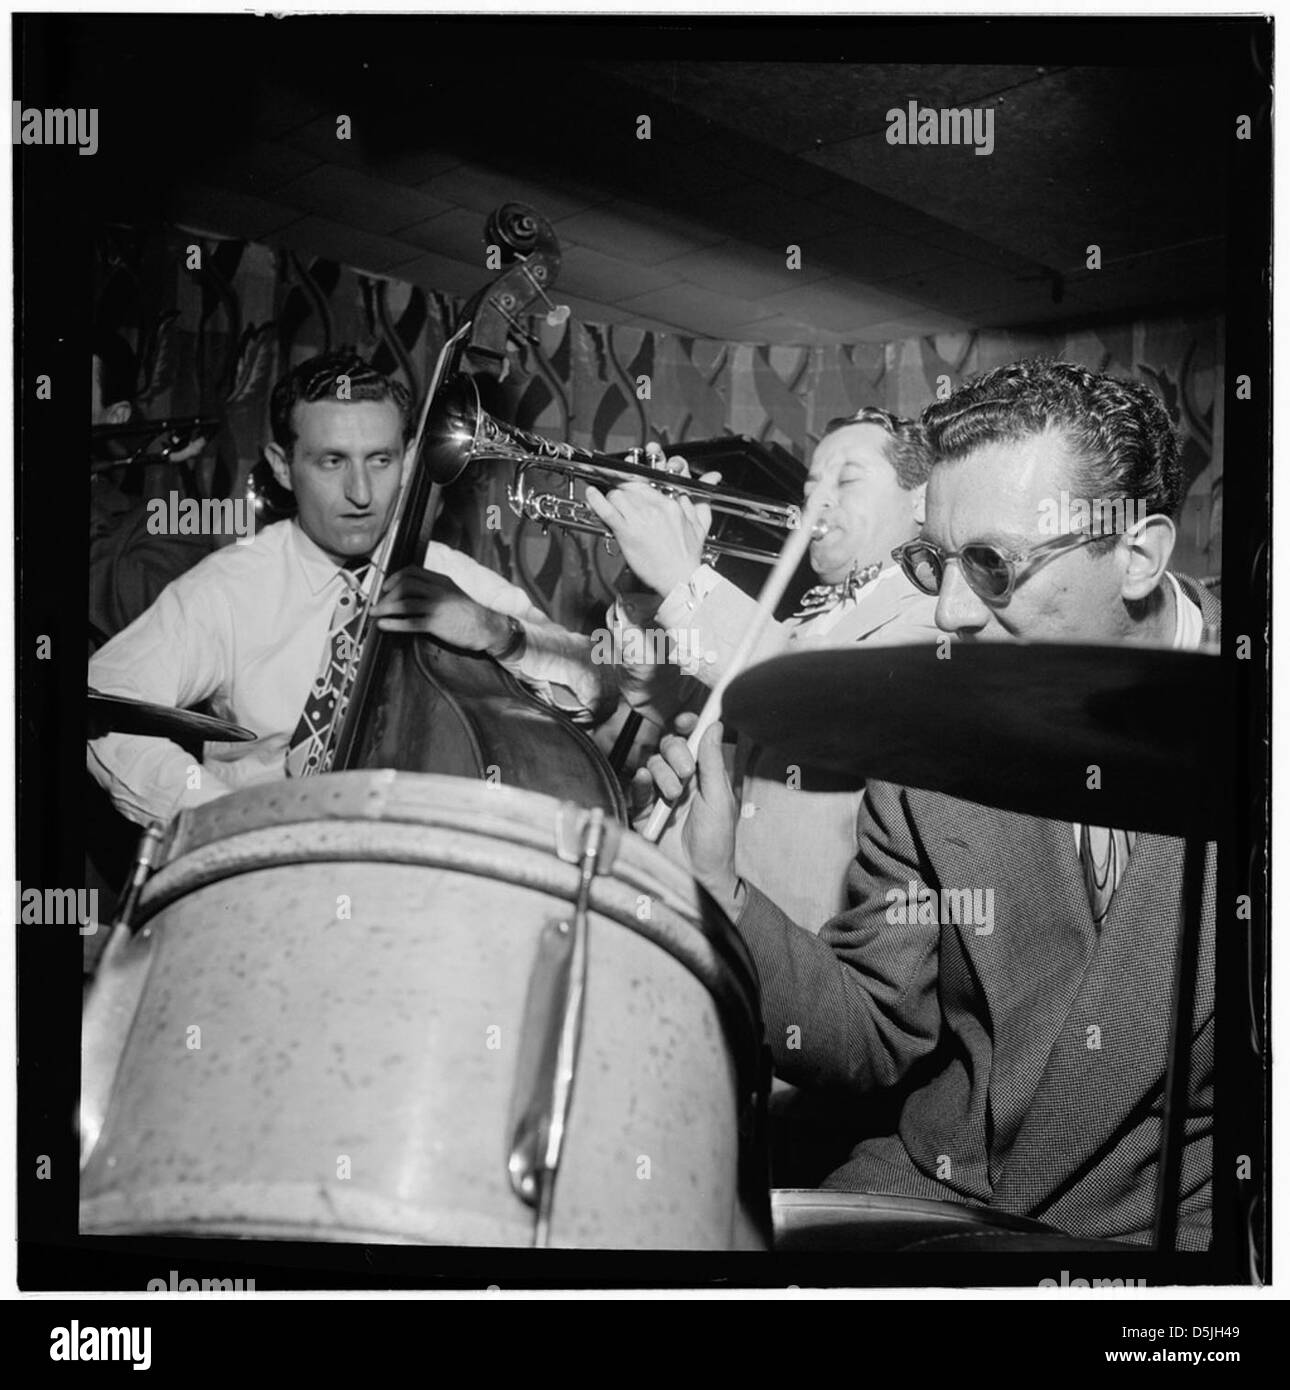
[94,225,1223,636]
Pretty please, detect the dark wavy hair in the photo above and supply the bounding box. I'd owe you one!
[820,406,933,491]
[919,358,1183,522]
[270,348,414,453]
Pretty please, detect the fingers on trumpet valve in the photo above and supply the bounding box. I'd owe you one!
[643,441,692,477]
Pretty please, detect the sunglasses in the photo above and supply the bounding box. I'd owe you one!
[892,530,1109,606]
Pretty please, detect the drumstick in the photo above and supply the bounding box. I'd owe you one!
[641,488,828,844]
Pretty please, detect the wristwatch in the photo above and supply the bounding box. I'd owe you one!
[488,614,527,663]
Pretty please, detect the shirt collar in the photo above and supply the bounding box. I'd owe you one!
[1165,571,1206,651]
[289,520,356,596]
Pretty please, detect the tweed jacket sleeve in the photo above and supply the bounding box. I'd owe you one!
[735,780,941,1091]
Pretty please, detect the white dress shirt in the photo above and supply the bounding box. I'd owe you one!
[88,521,614,826]
[1070,570,1207,856]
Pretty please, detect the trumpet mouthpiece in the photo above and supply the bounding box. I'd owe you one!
[810,520,829,541]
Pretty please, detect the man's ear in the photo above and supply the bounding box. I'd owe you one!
[104,401,132,427]
[1119,513,1176,601]
[909,483,927,526]
[264,441,294,493]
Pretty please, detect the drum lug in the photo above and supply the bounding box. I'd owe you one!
[78,920,158,1168]
[78,821,167,1168]
[506,808,605,1245]
[554,802,619,873]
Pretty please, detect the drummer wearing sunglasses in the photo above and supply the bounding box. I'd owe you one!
[890,400,1183,645]
[648,359,1218,1249]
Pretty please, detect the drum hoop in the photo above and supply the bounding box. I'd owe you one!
[771,1188,1058,1232]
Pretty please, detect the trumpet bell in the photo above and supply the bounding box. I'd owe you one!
[423,375,489,485]
[422,372,803,565]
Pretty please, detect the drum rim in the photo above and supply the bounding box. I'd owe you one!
[770,1188,1063,1234]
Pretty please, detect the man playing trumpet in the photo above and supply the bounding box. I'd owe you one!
[586,409,940,930]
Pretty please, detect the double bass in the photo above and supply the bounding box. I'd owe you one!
[316,204,626,818]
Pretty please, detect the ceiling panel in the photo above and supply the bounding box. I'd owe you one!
[615,282,778,339]
[86,27,1224,346]
[274,165,455,236]
[168,183,301,243]
[273,216,428,276]
[653,243,834,300]
[552,200,726,265]
[556,244,686,304]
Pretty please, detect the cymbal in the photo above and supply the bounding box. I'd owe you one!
[88,692,257,744]
[723,642,1228,837]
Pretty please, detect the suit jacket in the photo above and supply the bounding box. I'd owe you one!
[730,569,940,930]
[619,566,940,929]
[736,575,1219,1248]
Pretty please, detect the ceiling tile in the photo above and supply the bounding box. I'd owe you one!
[540,290,637,327]
[420,164,608,223]
[657,242,832,299]
[167,183,301,243]
[553,200,725,265]
[812,227,997,286]
[399,207,496,267]
[802,66,1225,272]
[615,283,776,339]
[557,245,683,304]
[272,216,428,275]
[700,180,856,247]
[274,166,454,235]
[215,141,322,197]
[754,278,938,335]
[367,146,464,186]
[384,249,495,299]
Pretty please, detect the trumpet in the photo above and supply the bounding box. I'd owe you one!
[424,374,818,565]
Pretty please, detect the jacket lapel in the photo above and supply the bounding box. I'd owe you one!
[989,831,1193,1217]
[919,794,1098,1179]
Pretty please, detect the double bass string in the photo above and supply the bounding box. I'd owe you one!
[316,321,474,772]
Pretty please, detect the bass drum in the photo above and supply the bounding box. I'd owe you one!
[80,771,771,1250]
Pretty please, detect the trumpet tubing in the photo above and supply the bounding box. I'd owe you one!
[428,374,814,564]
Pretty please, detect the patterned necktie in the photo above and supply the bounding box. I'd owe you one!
[284,562,372,778]
[792,560,882,618]
[1078,823,1137,930]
